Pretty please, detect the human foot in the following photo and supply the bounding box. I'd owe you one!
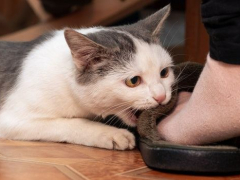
[158,55,240,145]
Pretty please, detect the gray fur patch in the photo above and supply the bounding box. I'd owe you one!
[115,25,153,44]
[86,30,136,53]
[0,33,53,108]
[76,30,136,85]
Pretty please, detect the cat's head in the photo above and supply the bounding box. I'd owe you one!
[64,5,174,127]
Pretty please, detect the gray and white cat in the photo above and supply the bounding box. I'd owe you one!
[0,5,174,150]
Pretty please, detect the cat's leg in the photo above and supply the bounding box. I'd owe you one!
[0,114,135,150]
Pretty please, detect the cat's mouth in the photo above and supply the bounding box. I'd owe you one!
[125,108,143,126]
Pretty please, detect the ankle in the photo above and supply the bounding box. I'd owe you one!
[207,55,240,78]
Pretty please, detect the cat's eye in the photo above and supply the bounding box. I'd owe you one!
[160,67,169,78]
[125,76,141,88]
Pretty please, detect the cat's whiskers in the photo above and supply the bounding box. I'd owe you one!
[79,85,133,121]
[173,75,189,86]
[97,101,133,118]
[112,105,135,125]
[115,105,132,117]
[166,21,182,52]
[103,115,117,126]
[172,63,189,84]
[112,116,123,127]
[168,38,189,56]
[162,20,179,48]
[171,87,178,93]
[173,67,200,87]
[101,103,133,126]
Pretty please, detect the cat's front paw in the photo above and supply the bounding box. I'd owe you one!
[99,129,135,150]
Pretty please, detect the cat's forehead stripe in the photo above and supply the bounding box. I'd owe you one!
[86,30,136,54]
[115,25,152,44]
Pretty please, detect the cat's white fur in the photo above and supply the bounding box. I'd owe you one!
[0,26,174,150]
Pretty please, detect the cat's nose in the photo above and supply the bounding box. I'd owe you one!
[153,94,166,104]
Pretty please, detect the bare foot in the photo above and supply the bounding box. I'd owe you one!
[158,55,240,145]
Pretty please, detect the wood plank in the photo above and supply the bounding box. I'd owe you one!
[1,0,155,42]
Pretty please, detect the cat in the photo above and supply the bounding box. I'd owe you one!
[0,5,174,150]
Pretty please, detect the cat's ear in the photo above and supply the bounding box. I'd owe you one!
[135,4,170,37]
[64,29,109,71]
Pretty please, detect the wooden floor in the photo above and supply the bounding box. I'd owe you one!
[1,140,240,180]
